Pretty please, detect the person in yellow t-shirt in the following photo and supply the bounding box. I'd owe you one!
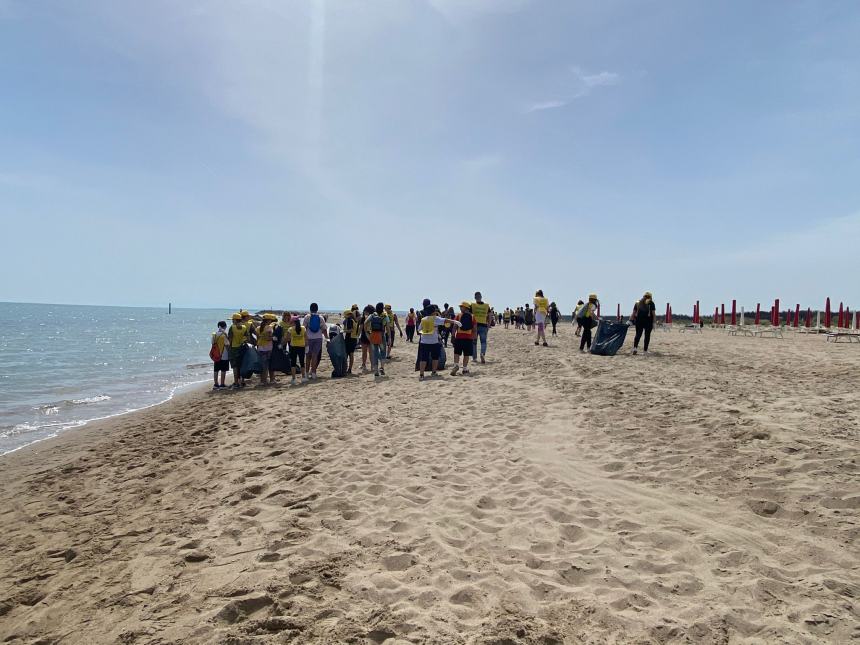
[286,316,307,383]
[533,290,550,347]
[471,291,491,363]
[227,313,252,388]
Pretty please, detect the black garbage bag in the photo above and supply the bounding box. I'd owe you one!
[241,345,262,377]
[327,333,348,378]
[270,344,292,374]
[590,321,629,356]
[414,343,447,371]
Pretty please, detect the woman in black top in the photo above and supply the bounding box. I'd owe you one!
[549,302,560,336]
[631,292,656,355]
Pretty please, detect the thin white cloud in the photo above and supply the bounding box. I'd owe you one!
[527,66,620,113]
[574,67,620,88]
[526,100,567,113]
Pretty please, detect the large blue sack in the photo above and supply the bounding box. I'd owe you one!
[241,345,262,377]
[327,333,348,378]
[590,321,629,356]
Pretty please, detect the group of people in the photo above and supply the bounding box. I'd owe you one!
[209,289,659,388]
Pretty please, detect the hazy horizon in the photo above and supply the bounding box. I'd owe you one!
[2,1,858,312]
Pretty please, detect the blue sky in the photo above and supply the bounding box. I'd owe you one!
[1,0,858,314]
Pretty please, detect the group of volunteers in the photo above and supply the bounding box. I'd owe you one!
[209,289,659,388]
[570,291,657,354]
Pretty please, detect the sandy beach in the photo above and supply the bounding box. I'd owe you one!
[1,326,857,644]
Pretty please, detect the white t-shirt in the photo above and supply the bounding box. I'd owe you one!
[303,313,327,340]
[418,316,449,345]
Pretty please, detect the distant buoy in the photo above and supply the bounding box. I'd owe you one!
[168,302,172,315]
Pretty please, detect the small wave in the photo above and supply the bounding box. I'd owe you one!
[71,395,112,405]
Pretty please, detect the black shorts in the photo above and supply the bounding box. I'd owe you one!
[289,346,305,368]
[453,338,473,355]
[417,342,440,363]
[214,359,230,373]
[345,337,357,354]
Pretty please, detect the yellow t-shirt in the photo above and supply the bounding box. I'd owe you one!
[228,323,250,348]
[471,302,490,325]
[534,297,549,315]
[287,325,306,348]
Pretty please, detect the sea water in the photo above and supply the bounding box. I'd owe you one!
[0,302,234,455]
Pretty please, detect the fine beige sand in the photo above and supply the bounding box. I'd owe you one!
[1,325,858,644]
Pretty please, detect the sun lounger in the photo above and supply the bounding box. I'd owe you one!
[752,327,784,339]
[728,327,755,337]
[825,332,860,343]
[678,324,702,333]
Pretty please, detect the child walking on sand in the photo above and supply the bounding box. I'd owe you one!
[451,301,474,376]
[211,321,230,388]
[287,314,307,384]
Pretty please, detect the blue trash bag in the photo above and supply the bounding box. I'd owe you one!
[590,321,629,356]
[241,345,262,377]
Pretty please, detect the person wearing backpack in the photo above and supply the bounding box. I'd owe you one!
[451,301,475,376]
[210,321,230,389]
[364,303,387,377]
[524,304,534,331]
[303,302,328,380]
[549,302,561,336]
[417,304,461,381]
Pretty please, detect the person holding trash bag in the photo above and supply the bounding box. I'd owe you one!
[576,294,600,352]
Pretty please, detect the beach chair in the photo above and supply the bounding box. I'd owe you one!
[678,324,702,333]
[825,332,860,343]
[752,327,784,339]
[728,327,755,337]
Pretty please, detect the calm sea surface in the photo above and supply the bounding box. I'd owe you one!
[0,302,234,455]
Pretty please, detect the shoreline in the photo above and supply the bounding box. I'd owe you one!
[0,379,214,460]
[1,328,857,643]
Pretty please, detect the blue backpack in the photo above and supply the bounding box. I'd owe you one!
[308,314,321,333]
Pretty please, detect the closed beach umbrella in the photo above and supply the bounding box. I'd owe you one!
[617,303,621,322]
[794,304,800,328]
[825,297,831,328]
[714,306,719,324]
[668,304,673,324]
[755,303,761,325]
[721,303,725,325]
[731,300,737,326]
[838,302,844,328]
[774,298,780,326]
[805,307,812,327]
[695,300,700,324]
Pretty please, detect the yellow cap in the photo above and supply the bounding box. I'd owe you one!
[384,304,392,310]
[262,313,277,321]
[588,293,598,300]
[460,301,472,309]
[231,313,242,321]
[343,310,353,317]
[644,291,652,298]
